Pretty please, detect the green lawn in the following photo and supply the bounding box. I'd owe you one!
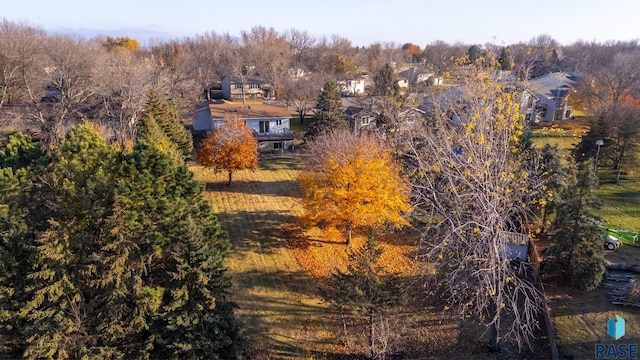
[594,169,640,232]
[289,114,310,140]
[530,122,587,155]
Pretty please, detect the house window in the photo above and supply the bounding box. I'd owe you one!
[361,116,371,126]
[234,83,243,89]
[235,94,243,99]
[250,83,260,89]
[259,121,270,133]
[276,119,282,126]
[274,142,283,150]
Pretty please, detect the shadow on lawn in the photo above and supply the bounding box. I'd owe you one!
[205,179,301,197]
[258,155,301,172]
[233,269,329,298]
[216,210,298,254]
[232,269,344,358]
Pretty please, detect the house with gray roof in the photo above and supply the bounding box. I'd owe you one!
[522,72,578,122]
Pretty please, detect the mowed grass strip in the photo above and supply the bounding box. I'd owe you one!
[594,169,640,232]
[191,156,340,358]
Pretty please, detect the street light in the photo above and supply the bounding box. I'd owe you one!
[594,139,604,174]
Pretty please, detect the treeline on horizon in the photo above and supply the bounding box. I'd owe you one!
[1,18,639,146]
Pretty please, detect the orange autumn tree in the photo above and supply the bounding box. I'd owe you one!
[299,131,410,246]
[197,117,259,185]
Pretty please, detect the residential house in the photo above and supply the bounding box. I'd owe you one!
[337,77,366,96]
[398,68,443,89]
[192,100,294,151]
[343,97,377,133]
[521,72,577,122]
[342,96,424,134]
[221,75,273,101]
[288,67,306,78]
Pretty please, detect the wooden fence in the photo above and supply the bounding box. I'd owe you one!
[528,240,560,360]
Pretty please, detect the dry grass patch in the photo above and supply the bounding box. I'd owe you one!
[191,156,341,359]
[546,282,640,360]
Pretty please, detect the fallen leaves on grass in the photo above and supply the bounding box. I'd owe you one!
[284,223,422,286]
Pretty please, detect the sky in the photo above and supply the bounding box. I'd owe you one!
[3,0,640,47]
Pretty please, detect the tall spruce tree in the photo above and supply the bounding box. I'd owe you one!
[573,115,608,164]
[137,113,184,166]
[468,45,481,64]
[0,125,238,359]
[541,161,606,291]
[141,90,194,159]
[305,81,347,138]
[372,63,400,98]
[371,63,402,133]
[499,47,513,71]
[331,231,403,358]
[0,133,47,357]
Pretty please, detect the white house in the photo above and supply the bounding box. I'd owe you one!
[338,78,366,95]
[398,68,443,89]
[193,100,293,151]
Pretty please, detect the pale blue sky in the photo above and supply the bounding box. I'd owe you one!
[3,0,639,47]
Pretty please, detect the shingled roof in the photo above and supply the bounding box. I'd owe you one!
[528,72,577,99]
[207,100,291,119]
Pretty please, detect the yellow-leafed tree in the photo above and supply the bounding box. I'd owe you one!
[299,131,410,246]
[197,117,259,185]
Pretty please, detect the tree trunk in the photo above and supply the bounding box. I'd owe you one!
[616,166,622,184]
[487,299,501,352]
[228,172,232,186]
[369,309,375,358]
[488,323,500,352]
[541,206,549,234]
[346,224,352,247]
[298,110,304,124]
[566,212,580,271]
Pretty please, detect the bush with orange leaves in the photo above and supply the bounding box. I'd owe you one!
[299,131,410,246]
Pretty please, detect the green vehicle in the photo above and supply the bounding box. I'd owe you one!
[602,227,639,250]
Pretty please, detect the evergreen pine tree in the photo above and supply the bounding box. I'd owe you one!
[331,231,403,358]
[468,45,480,63]
[0,125,238,359]
[573,115,608,164]
[152,216,237,359]
[141,90,194,159]
[9,125,116,359]
[0,133,47,357]
[541,162,606,291]
[20,220,86,360]
[372,63,400,98]
[305,81,347,138]
[137,113,184,166]
[499,47,513,71]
